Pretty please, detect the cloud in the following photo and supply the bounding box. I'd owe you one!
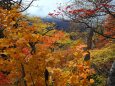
[24,0,70,17]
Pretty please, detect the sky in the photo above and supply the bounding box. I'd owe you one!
[24,0,70,17]
[24,0,115,17]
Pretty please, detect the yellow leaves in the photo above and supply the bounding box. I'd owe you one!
[51,69,70,86]
[17,32,23,38]
[16,38,27,46]
[0,5,49,86]
[68,61,75,67]
[73,52,78,56]
[70,75,79,85]
[0,6,97,86]
[90,69,96,74]
[35,77,45,86]
[77,64,84,71]
[0,38,13,48]
[22,33,41,43]
[32,33,40,39]
[11,21,16,25]
[90,79,94,84]
[19,21,28,26]
[5,16,9,21]
[0,7,21,29]
[80,73,87,79]
[63,71,70,78]
[45,29,56,36]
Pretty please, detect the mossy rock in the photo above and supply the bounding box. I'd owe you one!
[90,44,115,86]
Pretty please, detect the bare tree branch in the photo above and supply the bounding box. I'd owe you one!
[19,0,23,5]
[19,0,35,12]
[104,6,115,18]
[72,20,115,39]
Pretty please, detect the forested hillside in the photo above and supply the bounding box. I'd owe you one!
[0,0,115,86]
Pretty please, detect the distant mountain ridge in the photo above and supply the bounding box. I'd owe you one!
[41,18,70,30]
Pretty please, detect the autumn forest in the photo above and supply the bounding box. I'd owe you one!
[0,0,115,86]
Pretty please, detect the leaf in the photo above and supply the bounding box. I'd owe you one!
[11,21,16,25]
[22,47,30,55]
[90,79,94,84]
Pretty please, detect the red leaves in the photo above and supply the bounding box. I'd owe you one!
[69,9,84,14]
[48,12,61,17]
[49,1,113,19]
[0,72,11,85]
[101,4,112,8]
[22,47,30,55]
[96,14,115,48]
[69,8,96,17]
[48,13,54,16]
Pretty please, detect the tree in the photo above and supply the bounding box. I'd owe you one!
[96,13,115,48]
[0,6,66,85]
[0,0,36,38]
[49,0,115,49]
[0,1,96,85]
[0,0,35,11]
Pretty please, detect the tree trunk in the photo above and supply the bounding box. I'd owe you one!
[0,29,4,38]
[21,63,27,86]
[87,28,94,49]
[107,61,115,86]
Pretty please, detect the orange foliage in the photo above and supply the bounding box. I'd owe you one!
[96,14,115,48]
[0,5,95,86]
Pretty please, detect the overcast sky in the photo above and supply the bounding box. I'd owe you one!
[24,0,115,17]
[24,0,70,17]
